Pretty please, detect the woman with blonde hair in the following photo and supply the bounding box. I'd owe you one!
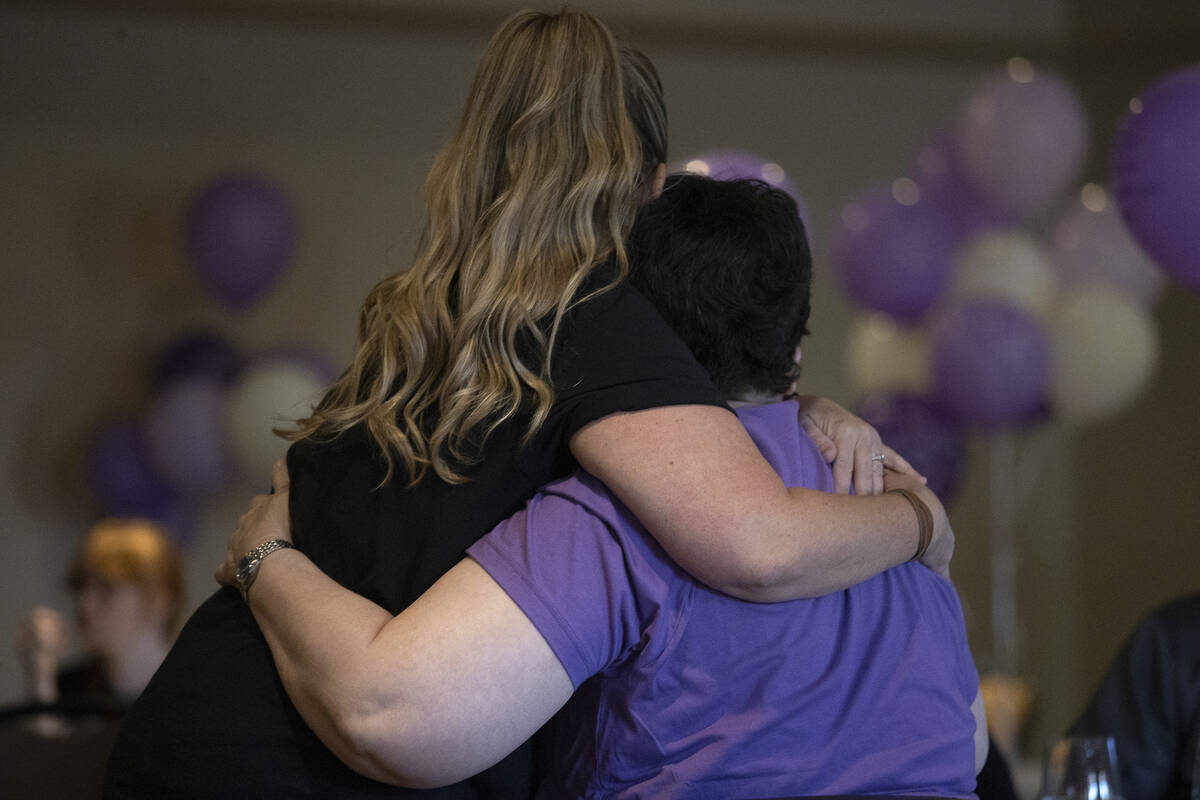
[107,10,950,799]
[20,518,182,710]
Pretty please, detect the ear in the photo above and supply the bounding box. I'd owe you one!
[650,163,667,199]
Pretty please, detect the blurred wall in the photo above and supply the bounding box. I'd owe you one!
[1,0,1198,759]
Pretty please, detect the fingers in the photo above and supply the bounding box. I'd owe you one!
[273,458,291,493]
[831,442,854,494]
[870,452,885,497]
[842,423,883,496]
[800,420,839,463]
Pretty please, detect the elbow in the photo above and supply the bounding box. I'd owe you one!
[329,707,407,786]
[715,554,811,603]
[694,522,817,604]
[332,706,463,789]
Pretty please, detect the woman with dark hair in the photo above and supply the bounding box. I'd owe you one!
[108,10,949,798]
[217,175,982,795]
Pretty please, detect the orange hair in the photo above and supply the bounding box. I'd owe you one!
[67,518,185,633]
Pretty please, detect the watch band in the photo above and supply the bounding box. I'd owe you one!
[234,539,295,603]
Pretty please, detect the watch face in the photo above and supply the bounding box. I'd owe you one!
[236,557,258,586]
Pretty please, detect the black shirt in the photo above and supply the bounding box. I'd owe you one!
[104,272,727,799]
[1070,593,1200,800]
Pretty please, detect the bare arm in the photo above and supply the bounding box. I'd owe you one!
[571,403,952,602]
[216,464,572,788]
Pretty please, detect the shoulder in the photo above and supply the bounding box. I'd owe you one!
[1132,593,1200,669]
[559,265,679,342]
[547,267,726,433]
[735,401,835,492]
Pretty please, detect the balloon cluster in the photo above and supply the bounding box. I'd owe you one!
[834,59,1199,501]
[88,333,334,544]
[87,171,334,543]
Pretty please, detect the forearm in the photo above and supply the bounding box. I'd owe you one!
[630,478,919,602]
[754,486,918,600]
[573,404,923,602]
[245,550,410,785]
[242,548,572,788]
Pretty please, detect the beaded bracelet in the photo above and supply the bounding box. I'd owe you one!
[888,487,933,562]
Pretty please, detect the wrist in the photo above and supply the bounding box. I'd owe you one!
[887,487,933,562]
[234,539,296,603]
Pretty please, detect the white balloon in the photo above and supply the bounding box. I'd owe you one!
[952,229,1058,320]
[1051,189,1166,305]
[227,357,329,483]
[844,313,931,397]
[1049,286,1159,424]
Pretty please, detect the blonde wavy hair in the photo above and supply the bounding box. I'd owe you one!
[288,10,652,485]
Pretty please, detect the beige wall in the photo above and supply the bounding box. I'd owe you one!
[1,1,1197,760]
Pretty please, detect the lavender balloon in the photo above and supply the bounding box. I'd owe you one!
[931,300,1050,428]
[184,172,296,309]
[153,330,244,391]
[856,393,966,502]
[956,67,1089,221]
[1111,64,1200,294]
[145,375,235,496]
[88,418,175,516]
[834,189,957,323]
[912,130,1013,243]
[1051,194,1166,304]
[678,150,810,232]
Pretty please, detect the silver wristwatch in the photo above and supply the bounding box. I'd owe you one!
[234,539,295,602]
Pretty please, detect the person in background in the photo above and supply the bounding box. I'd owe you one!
[19,518,182,710]
[1069,592,1200,800]
[218,175,985,796]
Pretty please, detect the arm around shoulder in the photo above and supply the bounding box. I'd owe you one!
[570,404,947,602]
[217,464,573,788]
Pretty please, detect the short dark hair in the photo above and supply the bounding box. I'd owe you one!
[628,173,812,397]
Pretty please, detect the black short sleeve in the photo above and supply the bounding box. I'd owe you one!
[104,267,730,800]
[548,271,730,442]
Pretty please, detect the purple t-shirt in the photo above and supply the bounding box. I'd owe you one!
[467,401,979,799]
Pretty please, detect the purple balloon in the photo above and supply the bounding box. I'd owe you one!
[153,330,244,391]
[833,189,957,323]
[956,68,1089,221]
[912,130,1015,243]
[145,376,235,496]
[931,300,1050,428]
[88,419,175,516]
[184,172,296,309]
[856,393,966,503]
[678,149,811,233]
[1111,64,1200,294]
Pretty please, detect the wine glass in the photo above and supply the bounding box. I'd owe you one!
[1040,736,1122,800]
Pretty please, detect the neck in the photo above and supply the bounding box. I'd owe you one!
[99,629,171,701]
[727,391,788,408]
